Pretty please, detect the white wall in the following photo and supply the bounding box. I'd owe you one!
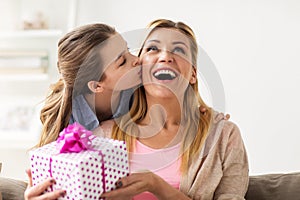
[0,0,299,177]
[74,0,300,175]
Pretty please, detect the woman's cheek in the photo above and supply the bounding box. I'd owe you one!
[141,54,155,66]
[141,56,153,73]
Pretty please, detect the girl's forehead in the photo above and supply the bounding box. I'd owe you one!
[99,34,127,65]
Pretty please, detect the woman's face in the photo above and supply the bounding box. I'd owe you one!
[139,28,196,99]
[99,33,141,92]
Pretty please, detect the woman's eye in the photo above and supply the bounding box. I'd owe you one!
[146,46,158,52]
[173,47,185,54]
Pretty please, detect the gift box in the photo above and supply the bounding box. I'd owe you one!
[29,123,129,200]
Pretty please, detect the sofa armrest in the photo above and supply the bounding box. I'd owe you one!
[0,177,27,200]
[245,172,300,200]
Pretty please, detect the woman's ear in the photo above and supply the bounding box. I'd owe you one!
[189,67,197,84]
[87,81,104,93]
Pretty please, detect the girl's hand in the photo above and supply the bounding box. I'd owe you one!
[199,105,230,120]
[24,169,66,200]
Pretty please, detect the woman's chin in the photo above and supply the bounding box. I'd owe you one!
[144,85,181,100]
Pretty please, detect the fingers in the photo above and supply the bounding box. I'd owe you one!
[117,172,148,188]
[225,113,230,120]
[24,177,66,200]
[25,190,66,200]
[36,190,66,200]
[199,106,231,121]
[214,112,231,121]
[24,178,56,198]
[101,172,154,199]
[199,105,207,114]
[24,170,66,200]
[25,169,33,187]
[101,182,143,199]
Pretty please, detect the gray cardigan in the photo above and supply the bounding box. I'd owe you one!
[180,116,249,199]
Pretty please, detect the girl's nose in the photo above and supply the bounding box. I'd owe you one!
[158,50,174,63]
[131,54,140,67]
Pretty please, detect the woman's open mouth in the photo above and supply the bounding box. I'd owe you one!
[153,69,177,81]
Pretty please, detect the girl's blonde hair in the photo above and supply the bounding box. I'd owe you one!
[111,19,212,174]
[38,23,116,147]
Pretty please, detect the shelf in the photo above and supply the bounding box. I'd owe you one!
[0,129,39,149]
[0,29,63,39]
[0,73,49,81]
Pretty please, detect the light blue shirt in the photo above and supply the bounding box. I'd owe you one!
[69,94,99,131]
[69,88,134,130]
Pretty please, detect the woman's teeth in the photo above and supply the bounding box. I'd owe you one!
[153,69,176,80]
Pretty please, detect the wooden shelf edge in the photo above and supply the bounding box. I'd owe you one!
[0,30,63,38]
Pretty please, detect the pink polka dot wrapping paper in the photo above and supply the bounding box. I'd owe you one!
[29,137,129,200]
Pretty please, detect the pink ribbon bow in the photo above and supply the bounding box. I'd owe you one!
[56,122,95,153]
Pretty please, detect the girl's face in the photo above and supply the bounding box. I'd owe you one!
[100,34,141,92]
[139,28,196,99]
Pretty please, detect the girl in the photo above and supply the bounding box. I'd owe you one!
[24,23,140,199]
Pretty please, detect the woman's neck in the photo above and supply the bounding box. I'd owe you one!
[137,94,185,148]
[142,93,183,129]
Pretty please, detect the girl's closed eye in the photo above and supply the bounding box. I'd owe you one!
[118,56,126,66]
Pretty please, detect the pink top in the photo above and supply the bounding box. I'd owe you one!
[130,140,182,200]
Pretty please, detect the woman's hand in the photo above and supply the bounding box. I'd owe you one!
[24,169,66,200]
[100,171,190,200]
[100,172,155,200]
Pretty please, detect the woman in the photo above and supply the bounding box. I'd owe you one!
[102,19,249,199]
[24,23,141,199]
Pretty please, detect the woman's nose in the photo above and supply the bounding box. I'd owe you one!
[158,50,174,63]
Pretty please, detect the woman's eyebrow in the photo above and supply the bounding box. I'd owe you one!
[146,40,187,48]
[146,39,160,44]
[172,41,188,48]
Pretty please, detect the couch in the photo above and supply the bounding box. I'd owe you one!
[245,172,300,200]
[0,172,300,200]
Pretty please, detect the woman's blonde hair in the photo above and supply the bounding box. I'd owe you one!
[111,19,212,174]
[38,23,116,147]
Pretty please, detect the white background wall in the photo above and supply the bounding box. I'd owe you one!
[0,0,299,178]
